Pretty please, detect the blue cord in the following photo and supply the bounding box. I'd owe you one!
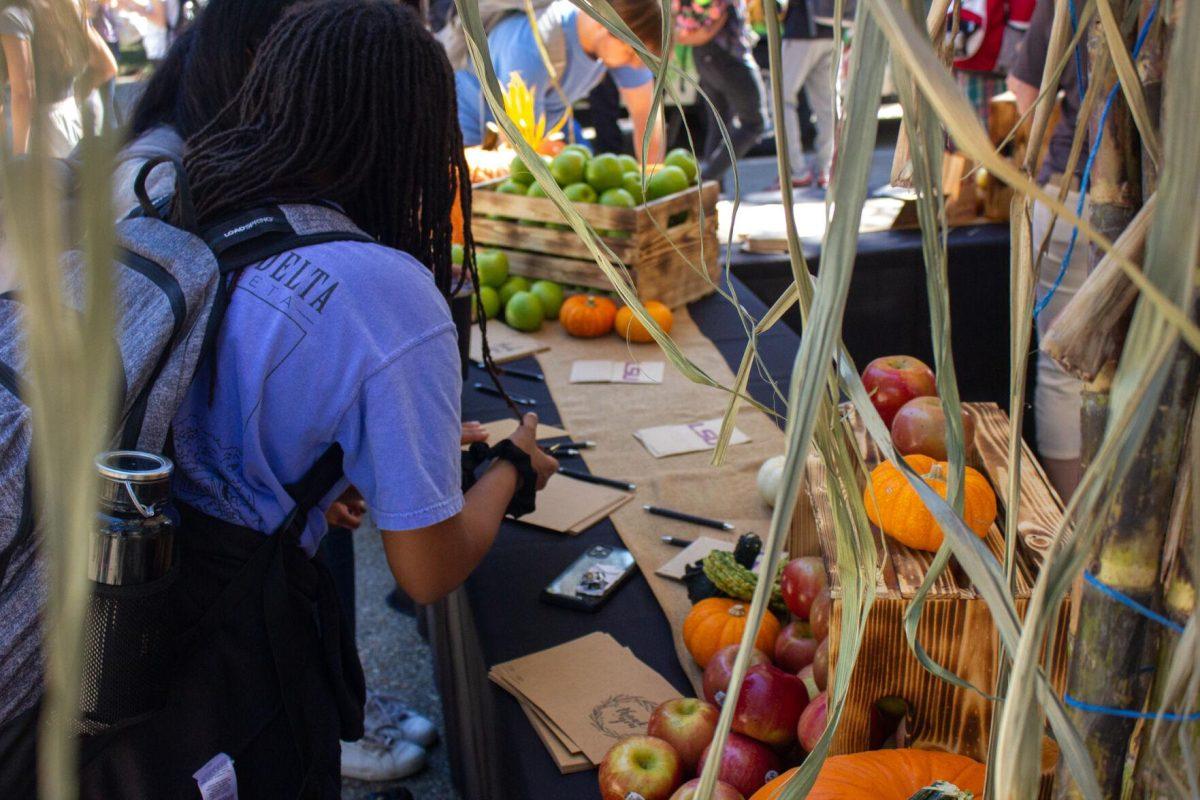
[1062,572,1197,722]
[1064,693,1200,722]
[1033,1,1160,321]
[1082,571,1186,635]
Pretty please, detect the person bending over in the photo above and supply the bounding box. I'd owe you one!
[82,1,557,795]
[454,0,665,162]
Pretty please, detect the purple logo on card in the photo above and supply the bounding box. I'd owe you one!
[687,422,718,446]
[622,363,642,381]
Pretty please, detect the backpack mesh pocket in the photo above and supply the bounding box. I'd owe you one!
[78,567,179,735]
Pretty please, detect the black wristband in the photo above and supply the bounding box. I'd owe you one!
[487,439,539,518]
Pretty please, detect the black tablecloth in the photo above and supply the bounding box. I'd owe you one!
[442,276,797,800]
[730,223,1012,406]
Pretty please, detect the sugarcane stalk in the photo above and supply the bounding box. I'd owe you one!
[1134,0,1166,196]
[1084,0,1142,268]
[1054,348,1199,799]
[1131,398,1198,797]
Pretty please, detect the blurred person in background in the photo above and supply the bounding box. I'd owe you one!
[111,0,167,63]
[451,0,665,162]
[778,0,836,188]
[0,0,116,155]
[1006,0,1086,499]
[674,0,766,182]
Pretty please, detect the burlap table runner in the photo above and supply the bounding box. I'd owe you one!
[526,307,787,692]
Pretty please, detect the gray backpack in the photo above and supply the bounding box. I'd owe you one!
[0,158,371,727]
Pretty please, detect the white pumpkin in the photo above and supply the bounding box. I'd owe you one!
[757,455,786,508]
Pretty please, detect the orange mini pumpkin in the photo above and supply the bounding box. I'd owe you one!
[863,454,997,552]
[559,294,617,338]
[750,749,986,800]
[615,300,673,343]
[682,598,780,668]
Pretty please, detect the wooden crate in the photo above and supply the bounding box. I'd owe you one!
[470,179,721,308]
[789,403,1070,784]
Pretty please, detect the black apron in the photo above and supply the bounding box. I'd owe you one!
[79,446,365,799]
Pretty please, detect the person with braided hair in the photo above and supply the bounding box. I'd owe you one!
[80,2,558,796]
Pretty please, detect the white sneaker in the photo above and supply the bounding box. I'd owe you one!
[340,737,426,782]
[364,691,439,748]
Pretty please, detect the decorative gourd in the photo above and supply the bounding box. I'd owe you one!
[732,533,763,569]
[748,749,985,800]
[757,455,785,507]
[702,551,788,615]
[862,454,997,552]
[614,300,673,343]
[682,597,780,668]
[907,781,976,800]
[559,294,617,338]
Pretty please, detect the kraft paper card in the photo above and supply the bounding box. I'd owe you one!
[656,536,787,581]
[489,632,680,764]
[569,360,666,385]
[469,325,549,364]
[633,418,750,458]
[512,473,633,534]
[474,418,569,444]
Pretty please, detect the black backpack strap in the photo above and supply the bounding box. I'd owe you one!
[133,156,196,231]
[275,444,346,543]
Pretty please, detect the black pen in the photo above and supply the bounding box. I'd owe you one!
[472,382,537,406]
[550,440,596,451]
[472,361,545,382]
[557,467,636,492]
[661,536,695,548]
[551,448,581,458]
[643,505,734,531]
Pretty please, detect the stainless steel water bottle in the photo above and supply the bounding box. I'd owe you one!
[79,451,177,732]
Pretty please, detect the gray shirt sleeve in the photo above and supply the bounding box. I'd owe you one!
[1010,0,1053,87]
[0,7,34,40]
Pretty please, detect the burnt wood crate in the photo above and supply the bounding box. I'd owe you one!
[790,402,1069,790]
[470,179,721,308]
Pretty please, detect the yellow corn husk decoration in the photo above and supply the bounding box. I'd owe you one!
[500,71,567,151]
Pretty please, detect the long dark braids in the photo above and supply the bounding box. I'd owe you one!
[182,0,514,411]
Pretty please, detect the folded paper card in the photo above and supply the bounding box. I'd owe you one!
[511,473,633,534]
[633,417,750,458]
[656,535,787,581]
[569,360,665,385]
[489,632,679,764]
[469,325,549,364]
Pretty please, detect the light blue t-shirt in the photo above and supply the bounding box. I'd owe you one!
[171,240,464,555]
[456,1,653,146]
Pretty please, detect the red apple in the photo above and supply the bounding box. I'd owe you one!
[861,355,937,427]
[599,735,684,800]
[669,778,745,800]
[809,587,832,642]
[796,691,828,752]
[780,557,827,619]
[647,698,720,775]
[813,639,829,692]
[703,645,771,707]
[890,395,976,461]
[699,732,783,797]
[773,621,818,673]
[796,664,818,698]
[731,664,809,748]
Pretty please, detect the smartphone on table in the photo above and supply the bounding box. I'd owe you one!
[541,544,636,613]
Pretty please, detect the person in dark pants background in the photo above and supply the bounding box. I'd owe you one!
[674,0,765,182]
[581,74,626,154]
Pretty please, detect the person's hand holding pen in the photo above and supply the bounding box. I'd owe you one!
[505,413,559,490]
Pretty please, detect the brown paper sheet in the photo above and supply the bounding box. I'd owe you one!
[512,473,633,535]
[523,308,787,693]
[469,324,549,364]
[489,633,680,764]
[473,418,569,443]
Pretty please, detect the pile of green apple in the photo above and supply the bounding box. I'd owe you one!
[453,243,562,333]
[494,145,700,229]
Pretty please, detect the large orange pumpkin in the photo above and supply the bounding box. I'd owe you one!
[615,301,674,343]
[750,749,986,800]
[560,294,617,338]
[862,454,997,552]
[682,598,780,668]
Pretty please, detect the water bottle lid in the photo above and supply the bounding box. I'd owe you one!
[95,451,173,483]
